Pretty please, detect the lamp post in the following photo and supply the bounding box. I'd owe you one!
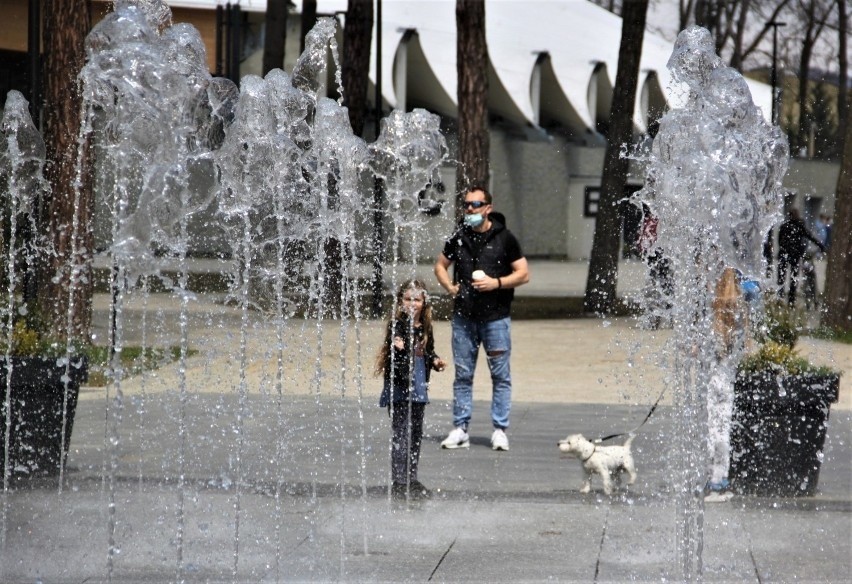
[766,20,786,126]
[27,0,39,126]
[371,0,384,318]
[762,20,786,277]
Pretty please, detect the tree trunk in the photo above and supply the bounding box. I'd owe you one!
[729,0,751,71]
[796,28,814,156]
[584,0,648,314]
[795,1,832,156]
[822,110,852,332]
[342,0,373,137]
[38,0,92,345]
[455,0,489,220]
[838,0,848,147]
[301,0,318,54]
[262,0,288,75]
[679,0,694,31]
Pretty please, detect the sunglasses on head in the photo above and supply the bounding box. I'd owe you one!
[463,201,488,209]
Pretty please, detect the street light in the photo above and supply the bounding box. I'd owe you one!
[762,20,786,277]
[766,20,787,126]
[371,0,384,318]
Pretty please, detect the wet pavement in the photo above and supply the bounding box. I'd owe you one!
[1,259,849,582]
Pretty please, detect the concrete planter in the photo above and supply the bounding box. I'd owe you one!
[0,356,88,476]
[729,370,840,496]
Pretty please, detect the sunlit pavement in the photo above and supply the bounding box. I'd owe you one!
[1,259,848,582]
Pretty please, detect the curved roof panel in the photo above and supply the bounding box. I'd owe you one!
[315,0,773,129]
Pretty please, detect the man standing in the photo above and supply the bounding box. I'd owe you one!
[777,208,825,306]
[434,186,529,451]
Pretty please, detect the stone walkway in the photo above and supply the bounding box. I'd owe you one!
[1,259,849,582]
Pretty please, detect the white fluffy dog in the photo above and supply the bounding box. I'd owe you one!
[558,434,637,495]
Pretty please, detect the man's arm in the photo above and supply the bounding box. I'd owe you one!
[804,226,826,251]
[472,257,530,293]
[434,253,460,296]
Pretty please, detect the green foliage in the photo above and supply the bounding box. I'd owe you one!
[4,314,84,358]
[755,299,803,347]
[85,346,197,387]
[739,341,836,377]
[811,326,852,345]
[741,300,841,378]
[3,310,192,386]
[10,320,40,355]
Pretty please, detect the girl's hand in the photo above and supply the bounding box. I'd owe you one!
[433,358,447,372]
[393,336,404,350]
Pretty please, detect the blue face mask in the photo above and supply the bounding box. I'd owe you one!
[464,213,485,228]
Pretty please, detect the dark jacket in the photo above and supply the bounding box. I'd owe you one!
[442,215,524,321]
[379,318,440,406]
[778,217,824,259]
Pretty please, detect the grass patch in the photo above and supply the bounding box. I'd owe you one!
[85,345,198,387]
[809,327,852,345]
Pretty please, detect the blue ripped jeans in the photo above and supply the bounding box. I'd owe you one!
[451,315,512,430]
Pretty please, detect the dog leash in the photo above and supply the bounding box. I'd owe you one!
[593,386,667,444]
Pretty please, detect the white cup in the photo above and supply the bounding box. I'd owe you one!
[472,270,486,281]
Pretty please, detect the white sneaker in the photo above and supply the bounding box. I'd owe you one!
[704,491,733,503]
[441,427,470,449]
[491,429,509,451]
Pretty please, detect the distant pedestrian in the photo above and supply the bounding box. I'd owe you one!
[776,208,825,306]
[376,279,446,500]
[637,203,673,327]
[814,213,829,251]
[434,186,529,451]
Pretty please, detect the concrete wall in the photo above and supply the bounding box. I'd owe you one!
[785,158,839,224]
[490,130,572,258]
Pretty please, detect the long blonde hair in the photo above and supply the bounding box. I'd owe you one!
[712,267,746,356]
[373,279,433,376]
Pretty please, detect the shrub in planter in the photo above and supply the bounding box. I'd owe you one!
[730,341,841,496]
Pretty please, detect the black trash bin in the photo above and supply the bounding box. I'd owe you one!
[0,355,88,476]
[729,370,840,496]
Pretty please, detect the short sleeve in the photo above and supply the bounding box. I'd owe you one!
[503,232,523,264]
[442,235,458,262]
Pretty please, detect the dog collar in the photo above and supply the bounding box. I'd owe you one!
[581,445,596,463]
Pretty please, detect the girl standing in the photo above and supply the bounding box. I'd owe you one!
[706,267,751,501]
[375,280,446,500]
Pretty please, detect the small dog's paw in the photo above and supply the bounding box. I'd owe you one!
[579,485,591,494]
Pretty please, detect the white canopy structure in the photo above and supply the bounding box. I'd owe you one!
[161,1,772,136]
[310,0,772,137]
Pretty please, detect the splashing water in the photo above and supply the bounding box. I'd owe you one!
[0,90,49,549]
[34,0,449,579]
[635,26,787,580]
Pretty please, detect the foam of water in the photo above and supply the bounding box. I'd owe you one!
[635,25,788,580]
[73,0,447,578]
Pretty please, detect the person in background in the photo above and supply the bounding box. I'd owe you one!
[776,208,825,306]
[814,213,828,253]
[823,215,832,251]
[434,186,529,452]
[637,203,673,327]
[705,267,752,502]
[376,280,446,500]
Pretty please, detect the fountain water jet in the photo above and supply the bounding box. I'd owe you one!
[635,26,787,580]
[40,0,447,578]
